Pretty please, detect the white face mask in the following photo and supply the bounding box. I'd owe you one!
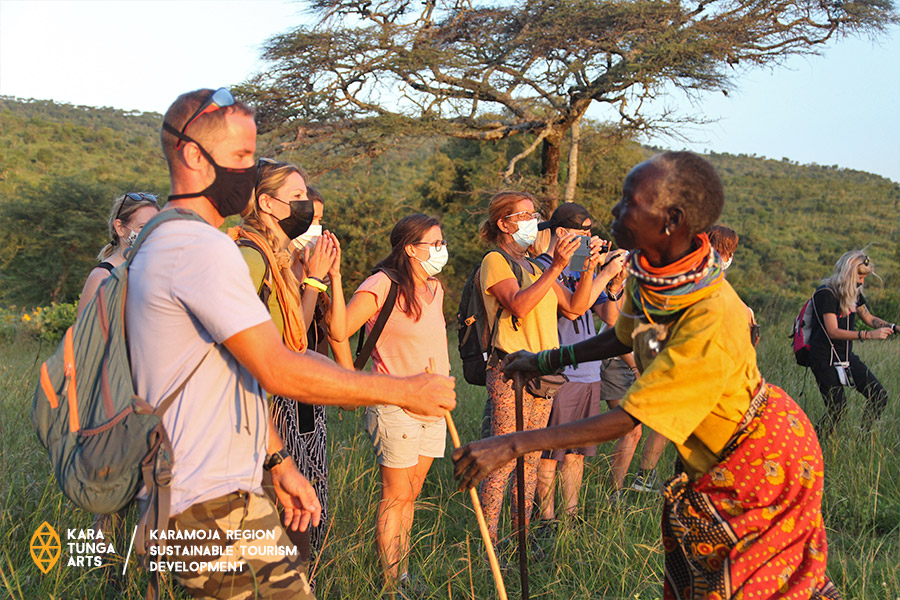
[722,256,733,270]
[417,245,449,276]
[123,227,139,247]
[292,224,323,251]
[511,218,538,249]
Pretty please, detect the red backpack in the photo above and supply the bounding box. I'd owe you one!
[791,288,833,366]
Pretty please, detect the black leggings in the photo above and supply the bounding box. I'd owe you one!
[810,352,888,438]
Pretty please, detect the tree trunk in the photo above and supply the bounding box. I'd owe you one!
[540,135,561,212]
[564,115,582,203]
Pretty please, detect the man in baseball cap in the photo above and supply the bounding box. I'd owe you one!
[537,202,593,233]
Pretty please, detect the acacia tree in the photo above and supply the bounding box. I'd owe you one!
[244,0,896,208]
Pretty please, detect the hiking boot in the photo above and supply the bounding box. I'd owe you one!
[631,468,659,492]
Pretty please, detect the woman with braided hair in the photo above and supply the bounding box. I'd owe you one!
[454,152,840,600]
[231,158,342,577]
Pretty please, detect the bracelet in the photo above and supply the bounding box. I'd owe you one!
[858,330,863,341]
[537,349,561,375]
[302,277,327,292]
[606,285,624,301]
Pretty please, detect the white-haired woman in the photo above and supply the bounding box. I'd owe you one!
[808,250,896,438]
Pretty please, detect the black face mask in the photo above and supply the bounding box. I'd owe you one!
[162,122,256,218]
[276,199,314,240]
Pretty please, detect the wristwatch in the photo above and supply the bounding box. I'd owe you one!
[264,448,291,471]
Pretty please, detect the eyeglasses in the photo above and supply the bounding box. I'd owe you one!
[863,255,870,266]
[413,240,448,250]
[175,87,236,150]
[503,210,541,222]
[116,192,159,222]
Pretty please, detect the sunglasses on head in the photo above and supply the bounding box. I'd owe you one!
[174,87,236,150]
[254,157,279,194]
[863,255,870,266]
[116,192,159,222]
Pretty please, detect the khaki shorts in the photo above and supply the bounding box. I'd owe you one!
[601,357,636,401]
[366,405,447,469]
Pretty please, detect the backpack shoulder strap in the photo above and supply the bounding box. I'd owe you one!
[811,286,842,361]
[483,249,530,355]
[235,238,273,306]
[354,272,399,370]
[123,208,207,269]
[493,248,526,286]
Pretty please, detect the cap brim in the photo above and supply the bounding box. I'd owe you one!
[537,221,554,231]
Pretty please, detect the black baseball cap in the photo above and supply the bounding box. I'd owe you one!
[538,202,593,231]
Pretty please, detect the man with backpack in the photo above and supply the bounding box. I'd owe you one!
[125,88,456,598]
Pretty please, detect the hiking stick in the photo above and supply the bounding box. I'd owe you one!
[430,359,508,600]
[513,372,529,600]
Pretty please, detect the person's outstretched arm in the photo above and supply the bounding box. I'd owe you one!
[856,304,896,338]
[454,407,639,490]
[499,328,631,381]
[224,320,455,417]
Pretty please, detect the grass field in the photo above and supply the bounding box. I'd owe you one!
[1,311,898,599]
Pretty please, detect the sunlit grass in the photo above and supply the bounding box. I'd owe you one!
[1,309,897,599]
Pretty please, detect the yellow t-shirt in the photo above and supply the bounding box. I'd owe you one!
[616,278,762,479]
[480,251,559,354]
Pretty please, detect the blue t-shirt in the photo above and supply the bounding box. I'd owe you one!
[534,253,605,383]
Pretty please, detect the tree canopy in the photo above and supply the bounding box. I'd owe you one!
[242,0,897,206]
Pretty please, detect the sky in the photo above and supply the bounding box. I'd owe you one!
[1,0,898,182]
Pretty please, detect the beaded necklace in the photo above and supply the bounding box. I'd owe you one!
[626,233,725,323]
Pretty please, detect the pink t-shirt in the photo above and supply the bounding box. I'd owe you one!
[355,271,451,378]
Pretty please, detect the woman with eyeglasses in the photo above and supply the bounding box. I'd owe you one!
[328,213,451,593]
[808,250,896,439]
[77,192,159,318]
[230,158,342,573]
[476,190,597,547]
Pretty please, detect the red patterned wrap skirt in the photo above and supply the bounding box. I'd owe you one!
[662,384,840,600]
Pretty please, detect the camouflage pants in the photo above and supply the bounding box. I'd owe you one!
[150,491,314,600]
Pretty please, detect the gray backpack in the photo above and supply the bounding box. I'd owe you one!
[32,208,208,597]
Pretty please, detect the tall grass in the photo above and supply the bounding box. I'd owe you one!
[1,310,897,599]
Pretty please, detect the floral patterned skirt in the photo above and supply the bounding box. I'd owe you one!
[662,384,840,600]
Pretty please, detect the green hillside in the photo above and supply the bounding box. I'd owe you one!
[1,97,897,319]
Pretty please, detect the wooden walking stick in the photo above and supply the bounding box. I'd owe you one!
[429,358,508,600]
[512,372,529,600]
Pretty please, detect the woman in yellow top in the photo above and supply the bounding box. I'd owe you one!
[456,153,839,600]
[231,158,342,572]
[477,190,600,545]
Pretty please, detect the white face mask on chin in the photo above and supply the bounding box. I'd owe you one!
[511,218,538,249]
[292,224,323,251]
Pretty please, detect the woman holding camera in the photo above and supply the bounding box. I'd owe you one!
[808,250,895,438]
[477,191,598,546]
